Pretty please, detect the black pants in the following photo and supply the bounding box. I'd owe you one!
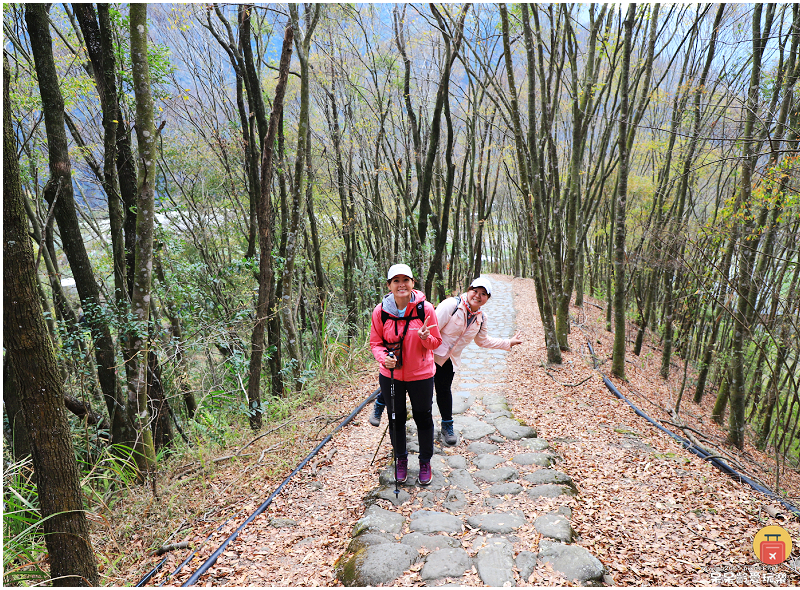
[379,374,434,463]
[434,359,455,422]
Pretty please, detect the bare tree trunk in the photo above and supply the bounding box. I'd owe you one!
[73,3,128,306]
[128,3,158,474]
[304,127,327,310]
[25,3,135,448]
[147,350,173,450]
[239,5,270,259]
[283,4,322,386]
[712,368,730,425]
[729,4,775,449]
[247,23,293,428]
[501,3,561,364]
[4,56,99,586]
[556,5,608,349]
[4,357,31,461]
[611,4,635,380]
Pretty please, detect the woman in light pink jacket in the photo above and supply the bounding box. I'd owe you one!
[432,276,522,445]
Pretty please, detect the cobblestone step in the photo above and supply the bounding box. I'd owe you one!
[335,278,605,587]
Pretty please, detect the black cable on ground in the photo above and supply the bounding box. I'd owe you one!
[180,388,380,586]
[135,557,167,587]
[586,340,800,519]
[154,511,242,587]
[132,388,380,587]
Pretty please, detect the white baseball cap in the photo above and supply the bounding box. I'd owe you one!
[469,276,493,296]
[387,263,414,281]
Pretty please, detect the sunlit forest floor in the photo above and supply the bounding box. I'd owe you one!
[108,274,799,586]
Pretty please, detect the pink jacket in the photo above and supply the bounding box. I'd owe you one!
[433,294,511,371]
[370,290,442,381]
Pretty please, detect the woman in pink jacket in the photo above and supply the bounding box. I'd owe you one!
[369,264,442,486]
[433,276,522,445]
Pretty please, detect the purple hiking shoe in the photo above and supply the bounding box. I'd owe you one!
[395,458,408,483]
[418,461,432,486]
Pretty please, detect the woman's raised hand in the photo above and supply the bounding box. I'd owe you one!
[418,315,431,340]
[509,331,523,348]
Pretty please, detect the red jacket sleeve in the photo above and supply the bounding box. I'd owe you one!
[370,305,388,366]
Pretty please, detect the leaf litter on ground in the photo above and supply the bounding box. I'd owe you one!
[113,274,799,586]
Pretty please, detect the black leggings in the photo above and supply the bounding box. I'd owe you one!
[434,359,455,422]
[379,374,434,463]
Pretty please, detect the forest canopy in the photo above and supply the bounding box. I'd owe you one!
[3,3,799,585]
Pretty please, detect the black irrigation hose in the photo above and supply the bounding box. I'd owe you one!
[153,512,242,587]
[133,388,381,587]
[135,557,167,587]
[586,340,800,519]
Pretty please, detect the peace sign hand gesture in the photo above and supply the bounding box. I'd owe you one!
[418,315,431,340]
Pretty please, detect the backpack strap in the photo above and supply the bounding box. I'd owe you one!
[380,301,423,366]
[450,296,461,317]
[381,301,424,325]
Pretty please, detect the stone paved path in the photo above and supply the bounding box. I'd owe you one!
[335,278,605,587]
[434,277,515,422]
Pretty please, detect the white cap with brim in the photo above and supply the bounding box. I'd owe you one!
[469,276,493,296]
[387,263,414,281]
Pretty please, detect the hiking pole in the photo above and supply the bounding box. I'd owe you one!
[387,352,399,498]
[369,423,389,466]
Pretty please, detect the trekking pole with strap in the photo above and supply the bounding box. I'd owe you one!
[387,352,399,497]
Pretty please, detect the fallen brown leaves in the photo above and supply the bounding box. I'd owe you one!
[504,275,799,586]
[105,365,379,587]
[108,275,798,587]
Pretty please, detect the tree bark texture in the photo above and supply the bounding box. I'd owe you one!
[4,54,100,587]
[248,23,293,429]
[611,5,635,380]
[72,3,128,306]
[25,3,135,447]
[128,3,158,471]
[4,356,32,461]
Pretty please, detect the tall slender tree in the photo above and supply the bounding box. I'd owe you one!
[284,3,322,385]
[728,4,776,449]
[611,4,636,379]
[128,3,159,473]
[248,23,293,429]
[4,53,100,588]
[24,3,135,447]
[500,2,562,364]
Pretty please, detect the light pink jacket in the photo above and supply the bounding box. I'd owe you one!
[433,294,511,371]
